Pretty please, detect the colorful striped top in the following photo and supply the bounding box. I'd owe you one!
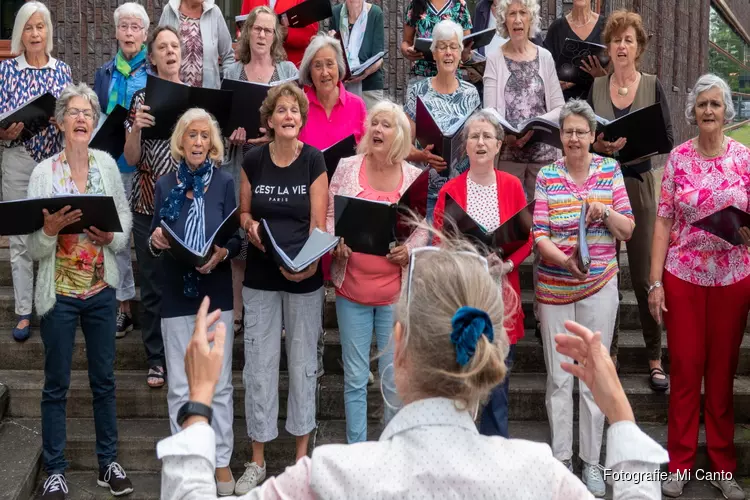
[533,155,634,305]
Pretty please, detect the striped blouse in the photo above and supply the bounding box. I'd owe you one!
[533,155,634,305]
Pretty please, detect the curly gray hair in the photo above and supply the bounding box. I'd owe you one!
[685,73,736,125]
[494,0,541,39]
[298,34,346,87]
[54,83,102,130]
[559,98,598,134]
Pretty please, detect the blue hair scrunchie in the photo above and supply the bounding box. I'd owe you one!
[450,306,495,367]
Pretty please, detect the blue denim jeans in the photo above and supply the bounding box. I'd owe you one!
[40,287,118,474]
[335,295,398,443]
[479,344,516,438]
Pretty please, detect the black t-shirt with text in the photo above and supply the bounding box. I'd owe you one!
[242,143,327,294]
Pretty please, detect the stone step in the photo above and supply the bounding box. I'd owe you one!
[0,419,42,500]
[2,370,749,424]
[20,417,750,497]
[5,326,750,377]
[8,326,745,376]
[0,382,7,421]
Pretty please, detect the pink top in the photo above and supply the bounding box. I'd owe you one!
[657,138,750,287]
[298,82,367,150]
[337,161,404,305]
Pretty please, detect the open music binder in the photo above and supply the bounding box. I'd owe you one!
[443,195,534,256]
[414,27,496,62]
[142,75,233,140]
[261,220,339,273]
[595,103,672,165]
[221,76,298,139]
[0,195,122,236]
[415,97,477,170]
[556,38,610,86]
[0,92,56,140]
[576,201,591,273]
[279,0,332,28]
[161,207,240,267]
[334,168,430,256]
[495,114,562,150]
[322,134,357,179]
[691,205,750,246]
[89,104,129,159]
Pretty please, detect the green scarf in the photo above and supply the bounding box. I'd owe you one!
[107,45,147,114]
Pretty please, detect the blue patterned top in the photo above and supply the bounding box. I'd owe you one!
[0,54,73,163]
[404,76,480,199]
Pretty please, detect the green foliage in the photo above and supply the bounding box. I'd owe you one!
[708,7,749,93]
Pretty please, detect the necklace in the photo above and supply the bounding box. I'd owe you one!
[611,73,639,96]
[270,140,301,167]
[567,12,592,29]
[697,136,726,158]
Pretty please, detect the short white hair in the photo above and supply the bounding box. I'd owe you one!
[11,2,54,56]
[686,73,736,125]
[298,34,346,87]
[114,2,151,32]
[495,0,541,39]
[430,19,464,53]
[55,83,102,129]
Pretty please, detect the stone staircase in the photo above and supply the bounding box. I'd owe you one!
[0,246,748,499]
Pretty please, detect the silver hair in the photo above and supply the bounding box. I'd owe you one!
[11,2,54,56]
[685,73,736,125]
[54,83,102,130]
[494,0,541,39]
[430,19,464,53]
[559,98,598,133]
[461,108,506,143]
[114,2,151,32]
[298,34,347,87]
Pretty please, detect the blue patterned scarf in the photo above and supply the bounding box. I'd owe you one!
[160,159,214,297]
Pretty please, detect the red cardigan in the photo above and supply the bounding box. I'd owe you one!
[241,0,319,66]
[433,170,532,344]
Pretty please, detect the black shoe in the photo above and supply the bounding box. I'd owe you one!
[98,462,134,496]
[116,311,133,339]
[42,474,68,500]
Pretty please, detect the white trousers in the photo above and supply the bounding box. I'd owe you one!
[2,146,36,315]
[162,310,235,467]
[539,277,617,465]
[115,172,135,302]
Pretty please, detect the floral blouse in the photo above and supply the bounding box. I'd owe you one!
[657,138,750,287]
[0,54,72,163]
[404,0,472,78]
[52,152,108,299]
[500,54,559,164]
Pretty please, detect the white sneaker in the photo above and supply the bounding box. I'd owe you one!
[235,462,266,495]
[581,462,606,497]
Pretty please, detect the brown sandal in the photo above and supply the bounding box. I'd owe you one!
[147,366,166,388]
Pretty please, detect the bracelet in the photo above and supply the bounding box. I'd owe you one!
[147,236,163,258]
[647,281,663,295]
[221,248,229,262]
[506,260,514,273]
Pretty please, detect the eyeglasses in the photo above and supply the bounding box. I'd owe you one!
[65,108,94,120]
[251,25,275,37]
[562,129,591,138]
[118,23,144,32]
[467,133,498,141]
[435,43,461,52]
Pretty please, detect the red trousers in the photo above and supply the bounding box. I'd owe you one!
[664,270,750,473]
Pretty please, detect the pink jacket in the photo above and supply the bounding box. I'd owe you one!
[326,154,429,289]
[483,44,565,123]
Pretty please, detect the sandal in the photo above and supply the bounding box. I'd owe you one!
[147,366,166,388]
[649,366,669,392]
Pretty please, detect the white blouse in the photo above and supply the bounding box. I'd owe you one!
[466,177,501,232]
[158,397,668,499]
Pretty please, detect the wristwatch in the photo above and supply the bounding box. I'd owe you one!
[647,281,663,295]
[177,401,213,427]
[603,206,611,221]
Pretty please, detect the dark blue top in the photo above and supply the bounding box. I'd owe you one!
[151,167,242,318]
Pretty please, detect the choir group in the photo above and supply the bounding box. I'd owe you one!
[1,0,749,499]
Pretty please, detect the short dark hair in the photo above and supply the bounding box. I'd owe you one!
[147,25,181,56]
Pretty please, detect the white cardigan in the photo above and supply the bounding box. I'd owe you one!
[483,43,565,124]
[27,148,132,316]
